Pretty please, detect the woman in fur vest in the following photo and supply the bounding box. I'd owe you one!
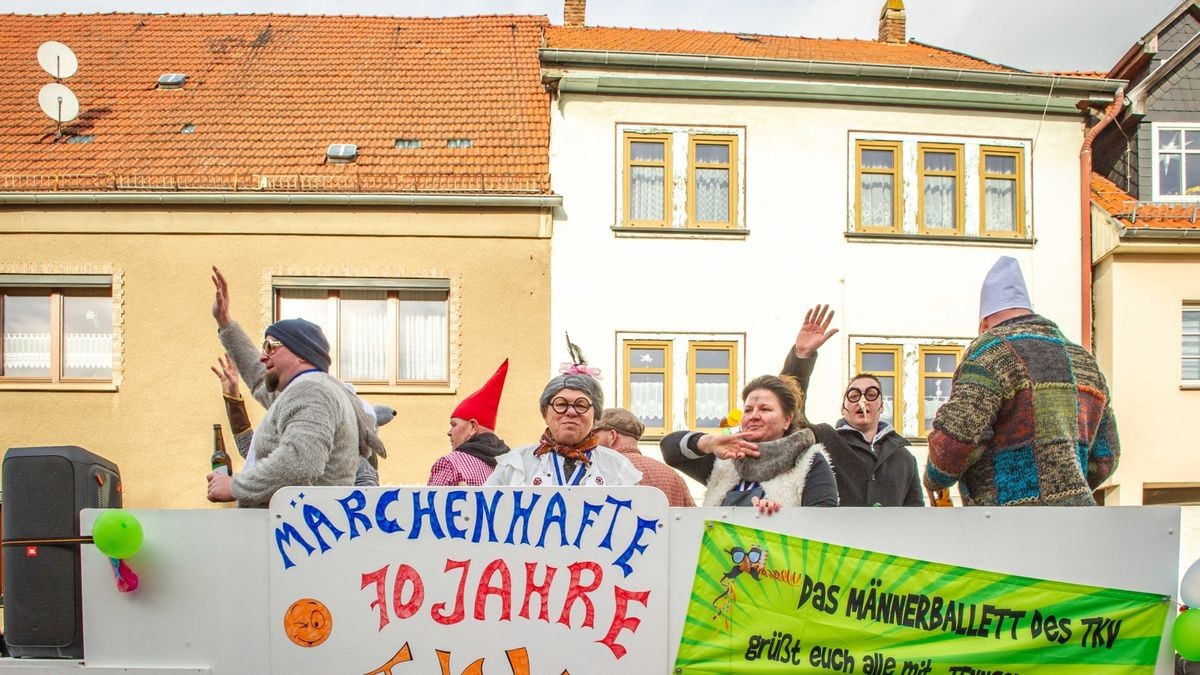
[661,374,838,512]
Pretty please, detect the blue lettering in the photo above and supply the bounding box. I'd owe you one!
[600,495,632,550]
[572,500,605,547]
[536,492,570,548]
[375,489,405,534]
[336,489,371,539]
[472,490,502,543]
[303,504,344,553]
[445,490,468,539]
[408,490,446,540]
[612,516,658,577]
[274,522,315,570]
[505,490,542,545]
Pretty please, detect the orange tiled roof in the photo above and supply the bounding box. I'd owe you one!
[1092,172,1200,230]
[544,26,1016,73]
[0,14,550,194]
[1040,70,1109,79]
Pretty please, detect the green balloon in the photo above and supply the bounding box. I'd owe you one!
[92,510,143,559]
[1174,610,1200,661]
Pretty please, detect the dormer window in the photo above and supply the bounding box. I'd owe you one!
[156,73,187,89]
[327,144,358,163]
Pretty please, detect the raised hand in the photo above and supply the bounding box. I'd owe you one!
[697,432,761,461]
[793,304,839,358]
[210,353,240,398]
[211,266,231,328]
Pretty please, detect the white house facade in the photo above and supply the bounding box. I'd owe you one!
[542,6,1124,496]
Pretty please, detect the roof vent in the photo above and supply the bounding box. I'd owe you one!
[64,134,94,144]
[394,138,421,149]
[157,73,187,89]
[734,34,762,42]
[327,143,358,163]
[447,138,473,149]
[180,123,196,134]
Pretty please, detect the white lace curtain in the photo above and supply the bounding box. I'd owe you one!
[695,168,729,223]
[2,332,112,372]
[629,379,664,424]
[693,380,730,425]
[984,179,1017,231]
[630,167,665,221]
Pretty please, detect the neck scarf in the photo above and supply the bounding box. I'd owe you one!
[532,427,600,466]
[733,428,817,483]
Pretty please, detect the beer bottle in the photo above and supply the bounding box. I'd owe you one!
[211,423,233,476]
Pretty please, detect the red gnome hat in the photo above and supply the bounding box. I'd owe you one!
[451,359,508,431]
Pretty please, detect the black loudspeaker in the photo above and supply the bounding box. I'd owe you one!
[1,446,121,659]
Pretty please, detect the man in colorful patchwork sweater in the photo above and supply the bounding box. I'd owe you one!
[923,256,1120,506]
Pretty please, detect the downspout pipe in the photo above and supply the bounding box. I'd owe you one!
[1079,89,1124,351]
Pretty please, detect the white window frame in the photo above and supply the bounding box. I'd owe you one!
[1151,122,1200,201]
[1185,304,1200,386]
[616,124,746,232]
[272,276,453,393]
[616,331,745,437]
[848,132,1032,239]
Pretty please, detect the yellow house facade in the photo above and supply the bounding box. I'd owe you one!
[0,14,559,507]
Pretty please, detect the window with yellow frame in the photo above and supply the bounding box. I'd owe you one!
[980,146,1026,237]
[856,140,903,233]
[855,344,903,434]
[917,143,964,235]
[917,345,962,437]
[687,341,737,431]
[623,340,672,436]
[623,133,672,227]
[687,135,737,229]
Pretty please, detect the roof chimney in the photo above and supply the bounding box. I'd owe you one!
[564,0,586,28]
[878,0,906,44]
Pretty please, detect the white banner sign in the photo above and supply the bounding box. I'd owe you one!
[268,486,669,674]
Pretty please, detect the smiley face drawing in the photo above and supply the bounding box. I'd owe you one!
[284,597,333,648]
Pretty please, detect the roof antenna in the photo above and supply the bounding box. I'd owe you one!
[36,41,80,141]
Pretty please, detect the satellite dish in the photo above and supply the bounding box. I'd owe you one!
[38,41,78,80]
[39,82,79,123]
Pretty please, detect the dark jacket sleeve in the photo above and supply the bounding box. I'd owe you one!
[903,454,925,506]
[660,430,716,485]
[801,453,838,507]
[781,349,818,419]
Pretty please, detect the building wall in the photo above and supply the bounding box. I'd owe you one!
[549,93,1086,474]
[0,206,553,507]
[1094,252,1200,505]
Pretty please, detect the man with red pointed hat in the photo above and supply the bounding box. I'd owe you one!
[427,359,512,486]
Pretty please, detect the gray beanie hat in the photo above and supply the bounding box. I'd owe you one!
[266,318,331,372]
[539,373,603,419]
[978,256,1032,322]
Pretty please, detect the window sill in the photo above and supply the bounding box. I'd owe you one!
[1182,382,1200,391]
[613,225,749,240]
[846,232,1035,247]
[0,381,118,392]
[351,383,457,395]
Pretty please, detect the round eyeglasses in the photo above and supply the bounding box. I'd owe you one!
[844,386,882,403]
[549,396,592,415]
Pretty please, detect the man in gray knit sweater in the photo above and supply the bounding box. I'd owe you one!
[206,267,360,508]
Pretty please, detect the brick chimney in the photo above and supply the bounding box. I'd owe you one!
[877,0,906,44]
[564,0,586,28]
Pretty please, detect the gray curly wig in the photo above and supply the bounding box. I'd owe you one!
[539,373,604,419]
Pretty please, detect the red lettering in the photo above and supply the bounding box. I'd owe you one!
[598,586,650,659]
[361,565,390,631]
[520,561,557,622]
[431,559,471,625]
[474,558,513,622]
[557,561,602,628]
[392,563,424,620]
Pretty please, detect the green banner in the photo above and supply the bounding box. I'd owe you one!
[676,521,1168,674]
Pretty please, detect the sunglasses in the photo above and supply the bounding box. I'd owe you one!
[262,337,285,356]
[844,386,882,403]
[549,397,592,415]
[730,547,763,564]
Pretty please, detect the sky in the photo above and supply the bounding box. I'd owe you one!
[5,0,1186,73]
